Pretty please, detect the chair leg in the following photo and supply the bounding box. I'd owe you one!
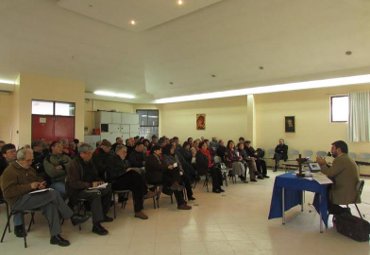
[5,203,10,233]
[22,213,27,248]
[27,212,35,232]
[1,212,13,243]
[113,193,117,219]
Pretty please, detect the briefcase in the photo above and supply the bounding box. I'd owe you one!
[335,214,370,242]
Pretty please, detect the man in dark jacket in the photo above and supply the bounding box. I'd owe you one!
[66,143,113,236]
[92,139,112,180]
[273,139,288,172]
[128,142,146,168]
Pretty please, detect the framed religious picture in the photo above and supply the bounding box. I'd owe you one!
[285,116,295,132]
[196,114,206,130]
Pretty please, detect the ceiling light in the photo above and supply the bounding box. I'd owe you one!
[154,74,370,104]
[130,20,136,25]
[94,90,135,99]
[0,79,15,84]
[177,0,184,5]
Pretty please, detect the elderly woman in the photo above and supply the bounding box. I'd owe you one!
[162,144,195,200]
[196,141,224,193]
[225,140,250,183]
[145,145,191,210]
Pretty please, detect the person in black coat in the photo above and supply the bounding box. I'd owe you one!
[145,145,191,210]
[273,139,288,172]
[128,142,146,168]
[107,145,153,220]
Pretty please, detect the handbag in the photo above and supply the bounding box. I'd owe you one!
[335,213,370,242]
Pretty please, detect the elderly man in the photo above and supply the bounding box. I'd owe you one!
[67,143,113,236]
[1,147,88,246]
[316,140,360,216]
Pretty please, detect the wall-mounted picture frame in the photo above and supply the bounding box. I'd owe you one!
[285,116,295,132]
[196,114,206,130]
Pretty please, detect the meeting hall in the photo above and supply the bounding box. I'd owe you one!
[0,1,370,254]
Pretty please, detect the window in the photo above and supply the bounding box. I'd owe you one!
[32,101,54,115]
[32,100,75,116]
[331,95,349,122]
[136,109,159,138]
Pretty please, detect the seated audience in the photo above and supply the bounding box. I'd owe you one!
[316,140,360,217]
[128,142,146,168]
[244,141,269,178]
[31,140,48,180]
[1,147,88,246]
[196,141,224,193]
[66,143,113,236]
[92,139,113,180]
[145,145,191,210]
[162,144,195,200]
[106,144,154,219]
[216,140,226,160]
[44,141,71,198]
[0,143,16,177]
[225,140,250,182]
[111,137,123,152]
[237,142,260,180]
[273,138,288,172]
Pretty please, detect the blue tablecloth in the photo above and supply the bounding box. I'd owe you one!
[268,172,330,227]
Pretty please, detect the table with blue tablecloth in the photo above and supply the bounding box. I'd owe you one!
[268,172,331,232]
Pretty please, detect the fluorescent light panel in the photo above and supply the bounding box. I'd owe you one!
[0,79,15,84]
[94,90,135,99]
[154,74,370,104]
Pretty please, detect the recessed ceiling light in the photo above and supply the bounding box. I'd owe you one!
[177,0,184,5]
[259,66,264,70]
[169,82,174,85]
[211,74,216,78]
[89,4,93,7]
[345,50,352,55]
[130,20,136,25]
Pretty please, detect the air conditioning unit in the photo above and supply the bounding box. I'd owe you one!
[0,82,14,93]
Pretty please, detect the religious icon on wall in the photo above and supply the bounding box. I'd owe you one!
[196,114,206,130]
[285,116,295,133]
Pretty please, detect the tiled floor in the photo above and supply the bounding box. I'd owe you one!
[0,170,369,254]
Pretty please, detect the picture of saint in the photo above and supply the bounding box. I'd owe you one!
[196,114,206,130]
[285,116,295,132]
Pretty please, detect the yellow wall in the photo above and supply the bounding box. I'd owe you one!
[0,92,14,142]
[160,96,249,143]
[255,84,370,154]
[16,73,85,146]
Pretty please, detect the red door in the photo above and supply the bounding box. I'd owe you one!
[32,115,75,143]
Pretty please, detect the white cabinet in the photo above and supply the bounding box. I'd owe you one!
[120,125,130,134]
[111,112,122,124]
[94,111,140,143]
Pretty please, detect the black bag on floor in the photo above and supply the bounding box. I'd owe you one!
[336,214,370,242]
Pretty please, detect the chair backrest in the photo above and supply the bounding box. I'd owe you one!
[267,148,275,158]
[302,150,313,159]
[357,153,370,161]
[288,149,299,159]
[316,151,327,157]
[348,152,357,160]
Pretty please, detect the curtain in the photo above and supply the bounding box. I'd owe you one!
[348,91,370,142]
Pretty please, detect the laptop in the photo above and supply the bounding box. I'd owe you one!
[308,162,321,172]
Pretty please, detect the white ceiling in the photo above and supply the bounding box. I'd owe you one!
[0,0,370,103]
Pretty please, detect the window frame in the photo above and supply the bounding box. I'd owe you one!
[330,95,349,123]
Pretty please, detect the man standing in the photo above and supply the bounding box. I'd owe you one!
[1,147,88,246]
[316,140,360,215]
[67,143,113,236]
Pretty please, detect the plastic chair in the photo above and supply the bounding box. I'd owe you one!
[302,150,313,159]
[346,180,365,219]
[316,151,327,157]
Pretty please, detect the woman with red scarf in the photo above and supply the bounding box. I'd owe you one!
[196,141,224,193]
